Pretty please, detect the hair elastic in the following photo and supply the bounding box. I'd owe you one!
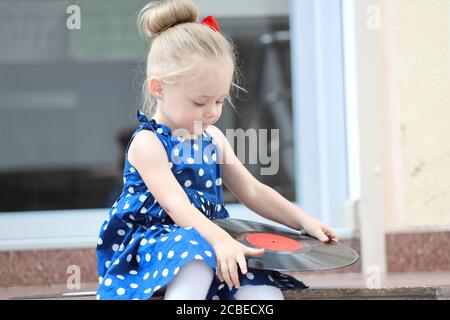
[201,15,220,32]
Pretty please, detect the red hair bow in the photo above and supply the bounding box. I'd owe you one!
[201,15,220,32]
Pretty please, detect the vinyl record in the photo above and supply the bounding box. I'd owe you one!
[213,218,359,272]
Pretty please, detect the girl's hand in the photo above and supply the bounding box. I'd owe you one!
[300,216,339,243]
[212,236,265,289]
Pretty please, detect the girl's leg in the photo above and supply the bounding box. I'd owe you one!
[163,260,214,300]
[234,285,285,300]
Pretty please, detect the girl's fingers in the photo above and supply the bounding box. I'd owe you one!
[216,261,224,282]
[236,254,247,275]
[243,246,265,257]
[227,259,240,289]
[329,233,339,242]
[220,261,233,289]
[316,229,329,242]
[324,227,339,242]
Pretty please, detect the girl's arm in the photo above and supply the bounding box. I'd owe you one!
[128,130,230,245]
[128,129,265,289]
[207,126,338,242]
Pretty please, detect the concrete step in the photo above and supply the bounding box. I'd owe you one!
[284,287,450,300]
[6,287,450,300]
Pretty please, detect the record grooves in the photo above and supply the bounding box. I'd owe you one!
[213,218,359,272]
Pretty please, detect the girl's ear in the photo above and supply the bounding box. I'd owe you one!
[148,77,164,100]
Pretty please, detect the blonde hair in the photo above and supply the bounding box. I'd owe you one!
[137,0,242,118]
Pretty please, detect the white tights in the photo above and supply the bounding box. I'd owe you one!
[164,260,284,300]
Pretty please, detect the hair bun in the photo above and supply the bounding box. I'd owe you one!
[137,0,199,39]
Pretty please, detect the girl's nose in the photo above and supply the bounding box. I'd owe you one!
[205,104,219,119]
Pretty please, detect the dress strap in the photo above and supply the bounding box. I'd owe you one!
[201,129,214,143]
[136,110,171,136]
[136,110,155,126]
[124,110,168,161]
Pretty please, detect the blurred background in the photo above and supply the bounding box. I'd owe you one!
[0,0,294,212]
[0,0,449,297]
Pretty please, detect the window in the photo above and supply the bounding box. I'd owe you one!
[0,0,353,250]
[0,0,295,213]
[0,0,149,213]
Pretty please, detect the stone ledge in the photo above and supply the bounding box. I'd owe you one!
[283,287,450,300]
[8,287,450,300]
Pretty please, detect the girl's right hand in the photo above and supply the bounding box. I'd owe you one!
[212,236,265,289]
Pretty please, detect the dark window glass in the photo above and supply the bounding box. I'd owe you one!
[0,1,294,212]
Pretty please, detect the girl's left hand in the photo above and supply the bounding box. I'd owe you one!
[300,216,339,243]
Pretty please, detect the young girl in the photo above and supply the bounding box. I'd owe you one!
[96,0,338,300]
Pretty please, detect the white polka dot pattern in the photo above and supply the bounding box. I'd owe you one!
[96,114,307,300]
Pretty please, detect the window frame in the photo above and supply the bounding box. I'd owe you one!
[292,0,350,231]
[0,0,359,251]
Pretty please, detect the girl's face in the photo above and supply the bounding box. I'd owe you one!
[155,58,234,138]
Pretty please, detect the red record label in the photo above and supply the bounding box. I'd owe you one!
[245,233,303,251]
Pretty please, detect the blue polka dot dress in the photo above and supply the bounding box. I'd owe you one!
[96,110,307,300]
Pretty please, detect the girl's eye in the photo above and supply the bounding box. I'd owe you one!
[194,102,206,107]
[216,101,224,105]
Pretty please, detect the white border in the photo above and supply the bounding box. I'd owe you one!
[0,209,106,251]
[1,203,447,252]
[342,0,362,203]
[0,203,354,252]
